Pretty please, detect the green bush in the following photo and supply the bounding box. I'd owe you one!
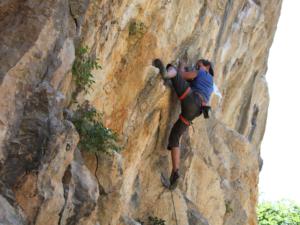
[72,46,101,94]
[257,200,300,225]
[137,216,166,225]
[72,101,120,154]
[129,20,146,36]
[148,216,166,225]
[225,200,233,214]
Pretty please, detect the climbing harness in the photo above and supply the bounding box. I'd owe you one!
[178,87,191,101]
[178,88,211,124]
[179,114,190,126]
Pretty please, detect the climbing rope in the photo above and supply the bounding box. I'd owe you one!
[170,191,179,225]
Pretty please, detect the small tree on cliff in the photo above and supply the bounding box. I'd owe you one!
[71,46,120,155]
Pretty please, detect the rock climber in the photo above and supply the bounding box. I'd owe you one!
[153,58,214,190]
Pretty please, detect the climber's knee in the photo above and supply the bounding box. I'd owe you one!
[167,117,189,150]
[170,71,191,98]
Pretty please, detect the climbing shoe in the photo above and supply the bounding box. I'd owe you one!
[169,169,180,190]
[152,58,167,77]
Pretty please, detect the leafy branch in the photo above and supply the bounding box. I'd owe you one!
[72,101,121,155]
[72,46,101,95]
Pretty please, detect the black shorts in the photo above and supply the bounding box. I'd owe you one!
[167,71,203,150]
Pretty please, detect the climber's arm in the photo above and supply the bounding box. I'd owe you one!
[181,71,197,81]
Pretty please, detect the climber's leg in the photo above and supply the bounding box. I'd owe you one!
[167,118,188,151]
[171,147,180,172]
[170,70,191,98]
[167,117,188,189]
[167,97,202,189]
[169,162,180,190]
[167,99,200,154]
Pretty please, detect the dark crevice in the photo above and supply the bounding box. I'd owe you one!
[130,175,140,210]
[252,0,261,7]
[236,95,252,134]
[213,0,233,59]
[58,165,72,225]
[69,2,79,33]
[199,0,208,24]
[259,155,263,171]
[94,153,107,195]
[248,104,259,142]
[68,0,90,36]
[236,70,258,135]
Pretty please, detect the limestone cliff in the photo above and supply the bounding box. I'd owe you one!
[0,0,282,225]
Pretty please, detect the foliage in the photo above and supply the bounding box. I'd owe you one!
[129,20,146,36]
[225,200,233,214]
[72,101,121,155]
[72,46,101,94]
[257,200,300,225]
[148,216,166,225]
[137,216,166,225]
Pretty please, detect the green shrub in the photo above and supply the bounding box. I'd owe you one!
[72,46,101,94]
[72,101,120,154]
[225,200,233,214]
[148,216,166,225]
[257,200,300,225]
[137,216,166,225]
[129,20,146,36]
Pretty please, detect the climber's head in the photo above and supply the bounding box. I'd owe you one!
[196,59,214,76]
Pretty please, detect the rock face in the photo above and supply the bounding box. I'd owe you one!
[0,0,282,225]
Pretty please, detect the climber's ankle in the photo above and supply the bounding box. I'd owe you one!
[172,167,179,173]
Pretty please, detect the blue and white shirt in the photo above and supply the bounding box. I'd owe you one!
[190,69,214,102]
